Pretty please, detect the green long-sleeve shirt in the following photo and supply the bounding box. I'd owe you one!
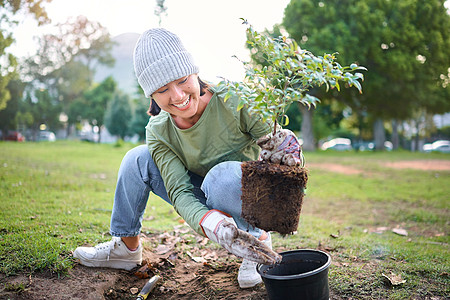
[146,85,271,235]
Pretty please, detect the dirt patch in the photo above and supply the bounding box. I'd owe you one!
[383,160,450,171]
[308,159,450,175]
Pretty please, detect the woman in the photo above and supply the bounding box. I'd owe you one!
[73,28,285,289]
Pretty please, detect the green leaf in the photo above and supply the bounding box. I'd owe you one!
[281,114,289,126]
[335,81,341,91]
[223,91,232,102]
[351,80,363,93]
[237,100,246,111]
[354,73,364,81]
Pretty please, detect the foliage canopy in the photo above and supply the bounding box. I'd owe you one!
[283,0,450,119]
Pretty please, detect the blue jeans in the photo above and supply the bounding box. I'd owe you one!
[110,145,262,238]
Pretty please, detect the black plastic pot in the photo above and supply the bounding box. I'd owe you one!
[257,249,331,300]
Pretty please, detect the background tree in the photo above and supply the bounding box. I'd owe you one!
[56,15,115,80]
[129,81,150,142]
[104,92,132,140]
[283,0,450,150]
[0,0,51,111]
[22,15,115,137]
[0,78,25,133]
[18,88,61,139]
[69,76,117,142]
[154,0,167,26]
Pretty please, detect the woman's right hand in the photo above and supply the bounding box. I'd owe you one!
[257,129,304,167]
[199,210,282,265]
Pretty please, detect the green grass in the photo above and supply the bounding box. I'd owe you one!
[0,141,449,299]
[0,141,179,276]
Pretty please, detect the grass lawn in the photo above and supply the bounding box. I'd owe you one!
[0,141,449,299]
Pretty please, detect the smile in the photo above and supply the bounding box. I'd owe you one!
[172,97,190,109]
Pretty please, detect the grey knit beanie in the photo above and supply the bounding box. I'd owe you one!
[133,28,199,98]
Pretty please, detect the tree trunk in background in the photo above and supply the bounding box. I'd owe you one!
[299,104,315,151]
[97,127,102,143]
[373,118,386,150]
[413,120,421,152]
[400,122,408,149]
[66,122,72,138]
[391,119,399,150]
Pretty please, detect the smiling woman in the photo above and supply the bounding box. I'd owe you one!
[73,27,282,289]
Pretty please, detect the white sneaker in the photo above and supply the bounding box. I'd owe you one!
[238,233,272,288]
[73,237,142,270]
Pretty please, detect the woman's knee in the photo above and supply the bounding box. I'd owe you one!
[201,161,242,203]
[122,145,149,164]
[118,145,152,181]
[120,145,149,169]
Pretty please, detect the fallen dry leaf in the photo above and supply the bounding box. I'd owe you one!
[155,244,173,255]
[382,272,406,286]
[330,233,340,239]
[134,263,154,279]
[392,228,408,236]
[186,251,207,263]
[375,227,389,234]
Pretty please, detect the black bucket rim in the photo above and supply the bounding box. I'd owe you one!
[257,249,331,281]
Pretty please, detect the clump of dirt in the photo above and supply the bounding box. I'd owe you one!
[241,160,308,234]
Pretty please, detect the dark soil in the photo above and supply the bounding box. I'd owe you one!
[241,160,308,234]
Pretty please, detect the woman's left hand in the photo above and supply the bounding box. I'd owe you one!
[200,210,282,265]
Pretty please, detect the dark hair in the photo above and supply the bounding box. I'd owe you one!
[147,77,209,116]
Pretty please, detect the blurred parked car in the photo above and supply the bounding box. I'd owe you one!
[384,141,393,151]
[353,141,375,151]
[321,138,352,151]
[423,140,450,153]
[37,131,56,142]
[354,141,393,151]
[5,131,25,142]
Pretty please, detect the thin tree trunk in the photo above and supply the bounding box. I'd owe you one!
[400,122,408,150]
[373,118,385,151]
[66,122,74,139]
[98,127,102,143]
[391,119,399,150]
[299,104,315,151]
[414,120,421,152]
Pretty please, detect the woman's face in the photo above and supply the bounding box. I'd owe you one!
[151,74,201,119]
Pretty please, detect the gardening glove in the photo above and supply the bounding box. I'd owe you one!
[257,129,305,167]
[200,210,281,265]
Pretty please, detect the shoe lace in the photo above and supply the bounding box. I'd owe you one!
[94,237,120,260]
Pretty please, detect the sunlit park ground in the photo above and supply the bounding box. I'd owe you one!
[0,140,449,299]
